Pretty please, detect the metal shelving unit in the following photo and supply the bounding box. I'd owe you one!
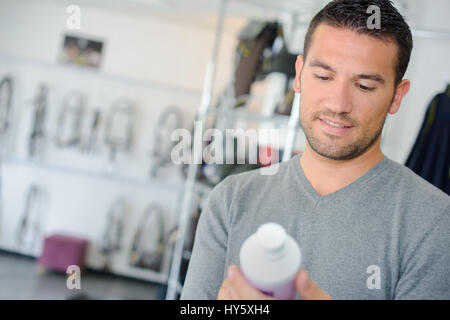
[165,0,230,299]
[165,0,302,300]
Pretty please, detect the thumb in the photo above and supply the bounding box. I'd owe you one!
[295,270,332,300]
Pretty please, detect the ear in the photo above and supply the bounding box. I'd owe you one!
[293,55,304,93]
[388,79,410,115]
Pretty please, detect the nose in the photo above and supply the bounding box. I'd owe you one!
[325,79,353,114]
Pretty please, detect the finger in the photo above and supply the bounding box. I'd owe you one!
[295,270,332,300]
[226,265,274,300]
[217,281,233,300]
[219,278,240,300]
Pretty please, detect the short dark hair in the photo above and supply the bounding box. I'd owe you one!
[303,0,413,86]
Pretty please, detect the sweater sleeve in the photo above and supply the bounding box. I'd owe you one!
[394,206,450,299]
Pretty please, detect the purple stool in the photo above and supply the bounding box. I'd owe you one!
[38,234,89,273]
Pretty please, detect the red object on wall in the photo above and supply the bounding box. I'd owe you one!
[258,146,278,166]
[38,234,89,273]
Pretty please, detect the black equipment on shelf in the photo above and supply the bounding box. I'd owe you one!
[28,84,49,158]
[149,105,183,177]
[0,75,13,136]
[104,99,134,163]
[233,20,297,99]
[54,91,85,148]
[129,203,167,272]
[15,184,47,251]
[233,21,278,98]
[100,198,125,257]
[83,108,102,154]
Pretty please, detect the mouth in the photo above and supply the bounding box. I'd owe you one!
[318,117,354,135]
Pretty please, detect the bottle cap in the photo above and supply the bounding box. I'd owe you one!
[256,222,286,254]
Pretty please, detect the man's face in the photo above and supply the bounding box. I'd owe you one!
[295,23,406,161]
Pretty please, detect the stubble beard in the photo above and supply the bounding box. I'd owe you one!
[300,110,387,161]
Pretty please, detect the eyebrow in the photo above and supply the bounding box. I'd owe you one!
[356,73,385,84]
[309,59,337,72]
[309,59,386,84]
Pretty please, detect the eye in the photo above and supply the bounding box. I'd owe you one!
[358,84,375,91]
[314,74,330,81]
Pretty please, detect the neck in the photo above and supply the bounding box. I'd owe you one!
[299,139,385,196]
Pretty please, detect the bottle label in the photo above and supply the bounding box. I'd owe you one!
[260,290,275,297]
[246,276,296,300]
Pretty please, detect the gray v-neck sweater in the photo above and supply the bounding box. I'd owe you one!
[181,155,450,299]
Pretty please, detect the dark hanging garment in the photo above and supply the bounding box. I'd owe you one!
[405,84,450,195]
[233,22,278,98]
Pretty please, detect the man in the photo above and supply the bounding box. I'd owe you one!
[180,0,450,300]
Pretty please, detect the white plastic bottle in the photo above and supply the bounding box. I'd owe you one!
[239,222,301,300]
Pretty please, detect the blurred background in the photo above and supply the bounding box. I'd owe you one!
[0,0,449,300]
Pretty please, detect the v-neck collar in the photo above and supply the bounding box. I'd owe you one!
[292,153,390,203]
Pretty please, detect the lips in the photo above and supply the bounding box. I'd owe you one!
[319,117,353,128]
[319,117,354,135]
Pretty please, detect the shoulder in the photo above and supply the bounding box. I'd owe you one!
[383,157,450,210]
[380,158,450,248]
